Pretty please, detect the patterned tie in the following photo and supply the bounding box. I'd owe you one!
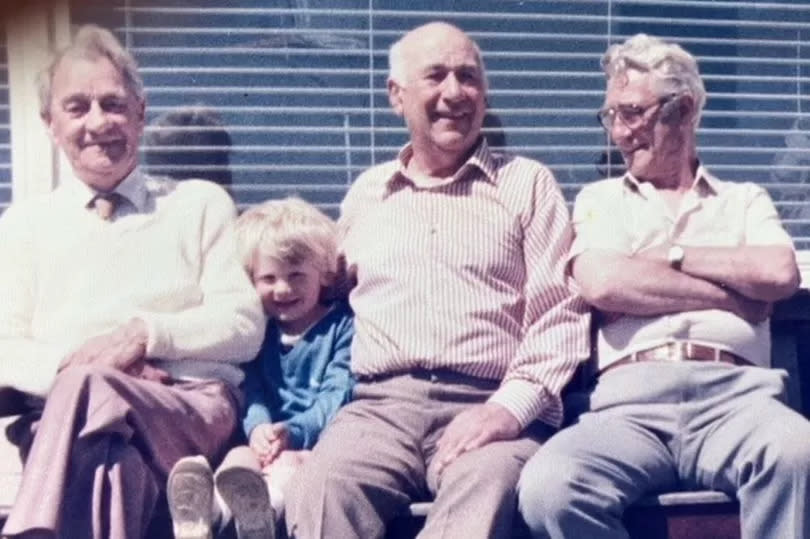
[92,192,120,221]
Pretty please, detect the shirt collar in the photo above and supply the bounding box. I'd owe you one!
[65,167,149,212]
[387,137,497,191]
[622,162,717,198]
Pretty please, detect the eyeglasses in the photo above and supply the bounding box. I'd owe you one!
[597,94,677,131]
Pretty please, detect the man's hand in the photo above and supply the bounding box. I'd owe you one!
[124,359,172,384]
[636,243,773,323]
[726,291,772,324]
[433,403,521,478]
[248,422,290,467]
[60,318,148,372]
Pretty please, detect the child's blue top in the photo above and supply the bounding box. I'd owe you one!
[241,301,354,450]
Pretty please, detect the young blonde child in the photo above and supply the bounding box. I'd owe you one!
[167,197,354,539]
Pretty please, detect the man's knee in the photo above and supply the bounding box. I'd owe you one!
[437,440,534,494]
[764,422,810,478]
[47,366,136,438]
[517,449,582,527]
[49,365,123,396]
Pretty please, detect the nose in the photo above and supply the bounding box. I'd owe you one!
[610,116,633,144]
[273,279,293,298]
[440,72,463,101]
[85,101,110,132]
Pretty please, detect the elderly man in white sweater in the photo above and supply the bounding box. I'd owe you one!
[0,25,264,539]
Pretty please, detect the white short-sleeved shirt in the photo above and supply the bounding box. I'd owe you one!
[570,166,794,369]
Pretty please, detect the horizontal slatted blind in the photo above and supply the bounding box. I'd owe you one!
[68,0,810,247]
[0,31,10,213]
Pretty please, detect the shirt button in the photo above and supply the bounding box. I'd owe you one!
[430,373,439,383]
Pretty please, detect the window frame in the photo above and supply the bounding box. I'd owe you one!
[5,0,71,201]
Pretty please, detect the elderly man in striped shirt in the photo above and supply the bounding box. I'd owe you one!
[285,21,591,538]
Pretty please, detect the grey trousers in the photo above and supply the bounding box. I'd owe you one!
[517,362,810,539]
[285,371,549,539]
[2,365,239,539]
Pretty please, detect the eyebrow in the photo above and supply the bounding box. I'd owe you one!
[59,93,88,104]
[424,61,479,72]
[423,63,448,73]
[59,90,128,104]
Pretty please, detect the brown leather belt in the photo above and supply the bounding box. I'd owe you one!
[601,342,753,376]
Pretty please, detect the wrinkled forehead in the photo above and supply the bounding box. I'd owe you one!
[604,68,656,106]
[51,54,129,95]
[404,30,482,75]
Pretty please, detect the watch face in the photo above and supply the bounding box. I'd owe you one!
[668,245,684,267]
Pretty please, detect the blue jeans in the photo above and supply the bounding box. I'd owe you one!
[517,362,810,539]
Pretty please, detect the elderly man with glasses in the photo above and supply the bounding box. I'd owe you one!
[517,33,810,539]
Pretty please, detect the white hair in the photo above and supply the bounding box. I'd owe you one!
[602,33,706,129]
[38,25,144,120]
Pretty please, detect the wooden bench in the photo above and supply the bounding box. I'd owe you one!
[2,292,810,537]
[384,492,739,539]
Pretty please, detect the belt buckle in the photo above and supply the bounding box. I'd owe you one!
[667,342,684,362]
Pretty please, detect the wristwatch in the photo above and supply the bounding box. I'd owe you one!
[667,244,685,270]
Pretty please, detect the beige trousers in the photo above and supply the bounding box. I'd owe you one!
[285,371,549,539]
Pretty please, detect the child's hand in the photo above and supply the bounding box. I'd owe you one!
[248,422,289,466]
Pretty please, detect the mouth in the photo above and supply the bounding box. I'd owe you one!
[273,299,300,310]
[434,110,470,122]
[82,138,127,158]
[620,143,646,159]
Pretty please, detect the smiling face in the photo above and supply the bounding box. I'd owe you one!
[46,55,144,191]
[252,255,328,334]
[604,69,691,184]
[388,24,487,174]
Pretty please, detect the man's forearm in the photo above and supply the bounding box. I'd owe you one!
[675,245,799,301]
[573,249,739,317]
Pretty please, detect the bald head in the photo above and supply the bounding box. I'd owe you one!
[388,22,488,91]
[386,22,488,177]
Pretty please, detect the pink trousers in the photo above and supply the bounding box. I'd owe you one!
[2,365,239,539]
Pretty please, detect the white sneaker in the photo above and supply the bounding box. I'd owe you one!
[215,466,276,539]
[167,455,215,539]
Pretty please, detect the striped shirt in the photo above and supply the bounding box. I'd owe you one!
[339,139,591,428]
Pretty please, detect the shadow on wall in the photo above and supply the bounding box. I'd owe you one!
[596,149,625,179]
[483,112,507,149]
[143,106,233,191]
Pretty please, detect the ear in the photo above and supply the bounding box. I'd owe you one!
[388,78,404,116]
[318,270,338,303]
[320,270,336,288]
[136,98,146,128]
[43,113,57,144]
[663,94,694,127]
[679,94,696,126]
